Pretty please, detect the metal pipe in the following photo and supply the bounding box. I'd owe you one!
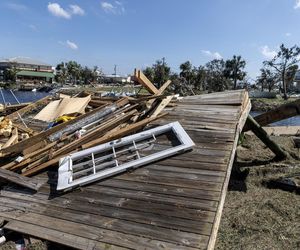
[0,88,6,105]
[10,90,20,104]
[17,112,28,128]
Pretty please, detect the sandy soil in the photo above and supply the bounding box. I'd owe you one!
[216,134,300,250]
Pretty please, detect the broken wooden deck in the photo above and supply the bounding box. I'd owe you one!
[0,90,251,250]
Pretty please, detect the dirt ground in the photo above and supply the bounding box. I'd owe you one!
[216,134,300,250]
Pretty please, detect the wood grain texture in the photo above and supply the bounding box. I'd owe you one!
[0,90,250,250]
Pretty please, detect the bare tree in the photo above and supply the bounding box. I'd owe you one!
[264,44,300,99]
[256,68,278,92]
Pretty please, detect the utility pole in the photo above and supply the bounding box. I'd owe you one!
[161,57,166,88]
[114,65,117,85]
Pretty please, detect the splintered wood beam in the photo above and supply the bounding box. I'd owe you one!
[245,115,287,160]
[22,113,167,177]
[53,109,137,157]
[144,80,172,110]
[0,168,42,190]
[134,69,159,94]
[0,98,129,157]
[2,128,18,149]
[150,96,173,118]
[157,80,172,95]
[82,113,167,149]
[13,123,36,136]
[243,99,300,132]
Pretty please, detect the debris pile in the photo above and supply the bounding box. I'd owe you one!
[0,69,177,190]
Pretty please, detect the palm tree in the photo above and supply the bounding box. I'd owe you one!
[55,62,68,84]
[224,55,246,89]
[66,61,82,85]
[179,61,193,85]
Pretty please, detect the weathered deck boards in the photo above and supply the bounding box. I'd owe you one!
[0,90,251,250]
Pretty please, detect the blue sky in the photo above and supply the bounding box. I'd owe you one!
[0,0,300,79]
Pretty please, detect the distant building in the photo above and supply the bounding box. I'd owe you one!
[101,74,131,84]
[0,57,54,83]
[294,70,300,91]
[294,70,300,82]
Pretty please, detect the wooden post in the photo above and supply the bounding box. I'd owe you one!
[245,115,287,160]
[243,99,300,132]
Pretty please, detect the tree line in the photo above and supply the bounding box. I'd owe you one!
[143,55,248,95]
[143,44,300,99]
[2,43,300,99]
[55,61,102,85]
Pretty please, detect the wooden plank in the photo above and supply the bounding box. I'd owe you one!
[79,185,218,211]
[21,113,166,177]
[245,115,287,160]
[5,220,126,250]
[0,168,42,190]
[0,196,213,235]
[22,140,47,156]
[81,113,167,150]
[134,69,159,94]
[3,145,54,171]
[13,123,36,136]
[150,95,173,118]
[243,98,300,131]
[1,98,129,157]
[0,189,216,223]
[207,90,250,250]
[115,172,222,192]
[8,212,206,249]
[1,195,212,246]
[2,127,18,148]
[53,109,137,157]
[98,178,221,201]
[157,80,172,95]
[127,167,224,183]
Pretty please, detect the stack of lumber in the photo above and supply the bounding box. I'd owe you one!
[0,69,173,189]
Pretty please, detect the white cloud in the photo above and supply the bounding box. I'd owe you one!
[101,2,115,13]
[260,45,277,59]
[201,50,223,60]
[69,4,85,16]
[101,1,125,14]
[66,40,78,50]
[6,3,27,11]
[294,0,300,9]
[59,40,79,50]
[29,24,38,31]
[48,3,71,19]
[47,3,85,19]
[285,32,291,37]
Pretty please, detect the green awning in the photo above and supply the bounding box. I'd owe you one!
[16,70,54,78]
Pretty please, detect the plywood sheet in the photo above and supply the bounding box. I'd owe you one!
[34,96,91,122]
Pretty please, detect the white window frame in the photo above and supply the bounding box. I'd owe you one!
[57,121,194,191]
